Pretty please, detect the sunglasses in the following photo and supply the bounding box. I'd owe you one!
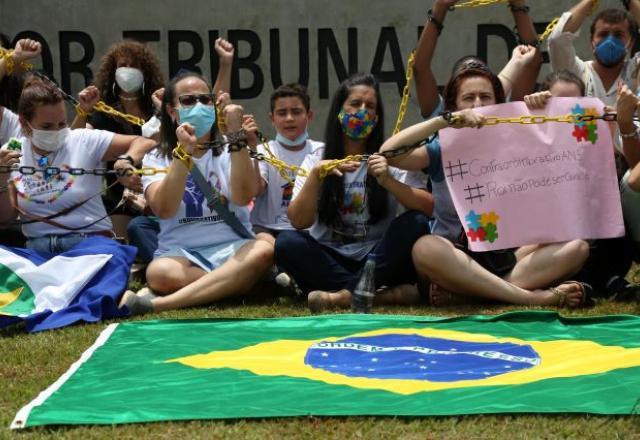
[177,93,214,107]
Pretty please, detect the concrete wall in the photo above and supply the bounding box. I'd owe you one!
[0,0,618,139]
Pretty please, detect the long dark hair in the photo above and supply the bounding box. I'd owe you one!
[158,71,219,158]
[317,73,388,227]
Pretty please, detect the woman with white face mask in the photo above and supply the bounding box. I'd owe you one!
[70,39,235,260]
[0,76,156,254]
[68,41,167,243]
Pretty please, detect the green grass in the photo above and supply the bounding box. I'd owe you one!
[2,295,640,439]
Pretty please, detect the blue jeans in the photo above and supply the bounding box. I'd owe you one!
[275,210,430,293]
[127,216,160,263]
[26,233,109,254]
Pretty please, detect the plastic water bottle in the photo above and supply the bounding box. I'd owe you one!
[352,255,375,313]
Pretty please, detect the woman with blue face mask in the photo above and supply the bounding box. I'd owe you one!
[274,73,432,312]
[119,71,274,316]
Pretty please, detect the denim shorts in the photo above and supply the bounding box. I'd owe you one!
[26,231,114,255]
[158,239,251,272]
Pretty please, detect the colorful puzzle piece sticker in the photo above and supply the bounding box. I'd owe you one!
[465,210,481,230]
[467,227,486,242]
[484,223,498,243]
[465,210,500,243]
[571,104,585,127]
[480,211,500,228]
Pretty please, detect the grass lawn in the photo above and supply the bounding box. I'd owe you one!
[2,286,640,439]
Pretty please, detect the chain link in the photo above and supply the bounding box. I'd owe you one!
[254,133,309,184]
[393,50,415,135]
[0,47,33,75]
[482,112,622,126]
[538,17,560,43]
[453,0,509,9]
[93,101,145,126]
[28,68,145,127]
[0,165,167,176]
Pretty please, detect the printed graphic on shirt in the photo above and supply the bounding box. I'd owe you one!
[334,179,368,241]
[183,175,206,218]
[281,181,294,208]
[180,172,226,224]
[13,165,75,205]
[341,181,366,215]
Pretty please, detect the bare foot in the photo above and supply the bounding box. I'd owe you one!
[307,289,352,313]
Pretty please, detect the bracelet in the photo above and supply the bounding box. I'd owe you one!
[427,9,444,36]
[508,4,530,13]
[116,154,136,166]
[225,130,248,152]
[440,111,454,125]
[227,142,247,153]
[620,128,639,139]
[172,144,193,170]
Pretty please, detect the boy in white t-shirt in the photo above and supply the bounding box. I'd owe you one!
[250,84,323,241]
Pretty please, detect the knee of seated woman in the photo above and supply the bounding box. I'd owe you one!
[146,260,196,294]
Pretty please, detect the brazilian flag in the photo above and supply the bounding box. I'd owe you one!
[11,312,640,428]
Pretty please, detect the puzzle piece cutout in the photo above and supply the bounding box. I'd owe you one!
[467,227,486,242]
[572,125,589,142]
[465,210,482,230]
[587,124,598,144]
[484,223,498,243]
[480,211,500,227]
[571,104,586,127]
[584,107,598,126]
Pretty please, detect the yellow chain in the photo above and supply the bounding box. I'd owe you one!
[318,155,368,180]
[134,167,168,176]
[453,0,509,8]
[257,137,309,184]
[590,0,599,15]
[393,51,415,135]
[0,48,33,75]
[538,17,560,43]
[482,114,578,125]
[93,101,145,126]
[5,50,145,126]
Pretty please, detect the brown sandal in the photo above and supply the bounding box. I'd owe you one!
[550,281,593,308]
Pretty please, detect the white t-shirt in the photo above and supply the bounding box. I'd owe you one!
[548,11,640,107]
[142,149,253,257]
[11,129,114,238]
[0,108,22,145]
[250,139,323,230]
[293,148,426,260]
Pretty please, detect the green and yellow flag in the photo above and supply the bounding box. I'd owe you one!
[12,312,640,428]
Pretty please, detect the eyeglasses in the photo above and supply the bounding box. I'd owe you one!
[177,93,214,107]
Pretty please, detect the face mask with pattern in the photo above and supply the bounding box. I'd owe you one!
[337,108,377,140]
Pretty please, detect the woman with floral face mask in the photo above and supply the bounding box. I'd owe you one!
[274,73,432,312]
[0,76,155,253]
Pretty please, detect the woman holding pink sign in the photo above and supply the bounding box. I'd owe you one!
[380,62,592,308]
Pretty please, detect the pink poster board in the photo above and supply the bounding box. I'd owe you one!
[439,97,624,252]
